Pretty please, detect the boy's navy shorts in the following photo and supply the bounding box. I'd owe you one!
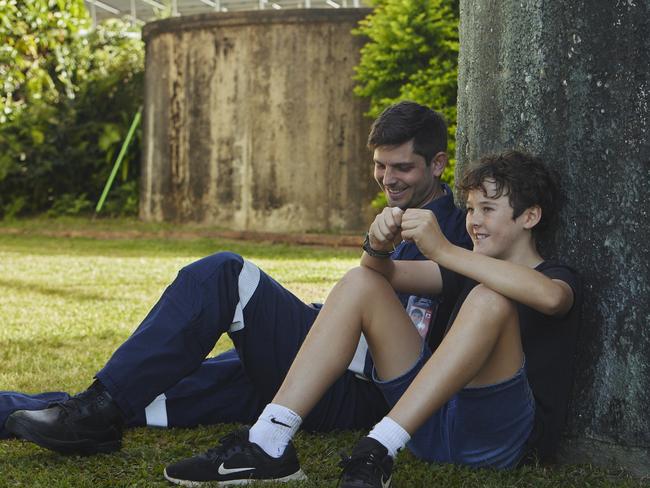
[373,345,535,469]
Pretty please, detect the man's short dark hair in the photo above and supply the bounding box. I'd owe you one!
[367,101,447,165]
[457,150,563,239]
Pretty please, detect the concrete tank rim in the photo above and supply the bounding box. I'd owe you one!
[142,8,373,41]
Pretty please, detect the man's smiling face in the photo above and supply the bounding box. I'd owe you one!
[373,140,440,209]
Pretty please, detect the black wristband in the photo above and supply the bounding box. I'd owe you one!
[362,233,393,258]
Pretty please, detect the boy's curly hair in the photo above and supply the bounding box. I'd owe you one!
[457,150,563,238]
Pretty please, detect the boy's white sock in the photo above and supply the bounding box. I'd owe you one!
[248,403,302,458]
[367,416,411,458]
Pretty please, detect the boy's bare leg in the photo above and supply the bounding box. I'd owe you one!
[272,266,423,418]
[273,273,523,432]
[387,284,523,434]
[261,270,526,483]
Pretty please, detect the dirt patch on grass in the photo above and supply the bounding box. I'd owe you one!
[0,227,363,249]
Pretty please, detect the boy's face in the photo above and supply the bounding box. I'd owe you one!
[465,180,531,260]
[373,140,443,209]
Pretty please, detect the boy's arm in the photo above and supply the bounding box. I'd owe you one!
[360,207,443,297]
[401,209,574,317]
[435,246,574,316]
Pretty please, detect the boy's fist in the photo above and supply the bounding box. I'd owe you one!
[400,209,448,259]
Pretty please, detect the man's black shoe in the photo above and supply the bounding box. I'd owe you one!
[338,437,394,488]
[5,380,124,455]
[164,428,307,486]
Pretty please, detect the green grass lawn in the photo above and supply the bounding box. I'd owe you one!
[0,221,646,487]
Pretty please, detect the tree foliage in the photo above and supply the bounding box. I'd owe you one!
[0,0,89,123]
[0,0,144,217]
[354,0,459,189]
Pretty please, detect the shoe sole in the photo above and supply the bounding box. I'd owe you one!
[5,414,121,456]
[163,468,307,486]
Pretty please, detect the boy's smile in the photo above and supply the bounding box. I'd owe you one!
[465,181,533,262]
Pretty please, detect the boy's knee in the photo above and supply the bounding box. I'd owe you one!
[466,284,516,318]
[335,268,395,309]
[340,267,389,292]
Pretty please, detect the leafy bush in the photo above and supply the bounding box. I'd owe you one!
[354,0,459,194]
[46,193,93,217]
[0,0,89,124]
[0,0,144,218]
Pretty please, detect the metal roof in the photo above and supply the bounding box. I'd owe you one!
[84,0,365,25]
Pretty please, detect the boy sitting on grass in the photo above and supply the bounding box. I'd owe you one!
[163,150,581,487]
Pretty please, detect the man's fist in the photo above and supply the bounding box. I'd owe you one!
[368,207,404,252]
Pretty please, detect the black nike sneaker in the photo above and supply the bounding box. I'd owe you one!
[164,428,307,486]
[338,437,394,488]
[5,380,124,455]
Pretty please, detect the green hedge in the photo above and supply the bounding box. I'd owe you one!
[353,0,459,208]
[0,0,144,218]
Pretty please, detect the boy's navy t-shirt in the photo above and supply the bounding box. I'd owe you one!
[439,261,581,463]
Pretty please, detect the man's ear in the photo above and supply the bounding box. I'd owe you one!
[429,152,448,178]
[522,205,542,230]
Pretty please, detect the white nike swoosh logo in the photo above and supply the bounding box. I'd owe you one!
[217,463,255,475]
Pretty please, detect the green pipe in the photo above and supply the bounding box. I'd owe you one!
[94,107,142,214]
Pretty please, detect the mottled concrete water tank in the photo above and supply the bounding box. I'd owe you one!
[140,9,374,232]
[456,0,649,476]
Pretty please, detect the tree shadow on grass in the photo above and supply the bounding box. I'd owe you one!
[0,234,359,261]
[0,278,112,302]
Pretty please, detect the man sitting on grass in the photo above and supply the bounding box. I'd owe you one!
[3,102,471,453]
[162,150,581,487]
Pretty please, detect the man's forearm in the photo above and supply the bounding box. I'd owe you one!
[361,252,443,297]
[360,252,396,279]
